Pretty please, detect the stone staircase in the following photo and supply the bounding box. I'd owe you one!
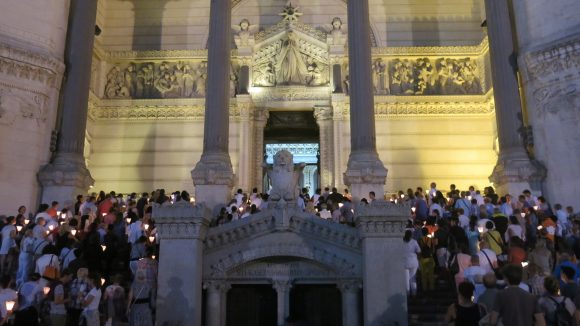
[408,282,456,326]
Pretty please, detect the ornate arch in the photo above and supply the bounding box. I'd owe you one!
[206,243,361,278]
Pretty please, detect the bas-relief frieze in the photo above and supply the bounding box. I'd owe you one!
[226,261,335,279]
[0,85,48,126]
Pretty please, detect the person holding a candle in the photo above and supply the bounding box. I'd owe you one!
[47,269,73,326]
[0,216,17,276]
[0,275,17,324]
[67,268,89,326]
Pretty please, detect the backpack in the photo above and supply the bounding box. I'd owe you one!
[547,296,574,326]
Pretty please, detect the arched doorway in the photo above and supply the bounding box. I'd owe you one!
[263,110,320,196]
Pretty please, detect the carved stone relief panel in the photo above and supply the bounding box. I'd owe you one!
[0,86,48,126]
[104,61,210,100]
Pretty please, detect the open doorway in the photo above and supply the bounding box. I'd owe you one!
[263,111,320,196]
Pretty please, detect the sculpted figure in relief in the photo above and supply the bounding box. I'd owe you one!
[326,17,346,46]
[264,150,305,202]
[275,31,309,85]
[372,58,388,94]
[232,19,257,49]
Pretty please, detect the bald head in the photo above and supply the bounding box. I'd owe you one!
[483,273,497,288]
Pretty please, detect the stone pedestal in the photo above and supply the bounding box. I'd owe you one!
[38,0,98,202]
[154,202,209,326]
[272,279,292,326]
[344,0,387,201]
[357,202,409,326]
[485,0,545,195]
[338,280,361,326]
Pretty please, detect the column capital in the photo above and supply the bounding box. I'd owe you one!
[153,202,210,240]
[356,202,409,239]
[314,106,333,122]
[337,280,362,293]
[203,280,231,293]
[272,279,293,292]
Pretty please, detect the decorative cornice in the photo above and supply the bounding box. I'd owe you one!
[356,202,410,238]
[105,49,210,61]
[0,42,64,89]
[372,37,488,57]
[250,86,331,102]
[523,35,580,83]
[153,202,210,240]
[207,242,360,278]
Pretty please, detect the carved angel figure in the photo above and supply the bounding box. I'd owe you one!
[263,150,305,202]
[232,19,258,48]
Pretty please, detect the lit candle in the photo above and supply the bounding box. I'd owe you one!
[61,213,66,220]
[24,218,30,225]
[5,300,15,312]
[43,286,50,296]
[144,224,150,231]
[152,255,156,260]
[57,211,61,217]
[467,196,472,201]
[537,225,543,230]
[125,217,131,224]
[149,236,155,243]
[520,212,526,218]
[427,233,434,238]
[101,278,106,286]
[521,261,529,268]
[59,221,64,226]
[401,194,406,199]
[48,225,55,231]
[533,205,539,211]
[411,207,416,213]
[71,229,77,236]
[45,230,50,235]
[478,226,484,233]
[338,203,344,208]
[101,245,106,251]
[16,225,22,232]
[102,213,106,217]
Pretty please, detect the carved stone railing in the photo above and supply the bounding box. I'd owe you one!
[205,206,361,251]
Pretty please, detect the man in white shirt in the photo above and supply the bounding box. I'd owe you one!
[478,242,498,275]
[554,203,569,235]
[457,208,470,230]
[35,204,52,223]
[464,255,487,284]
[234,189,244,207]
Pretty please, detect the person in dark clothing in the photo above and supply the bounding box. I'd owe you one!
[445,281,487,325]
[560,265,580,300]
[449,217,468,252]
[327,187,344,205]
[136,193,149,218]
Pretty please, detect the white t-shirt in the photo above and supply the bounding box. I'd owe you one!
[403,239,421,269]
[478,249,498,274]
[35,212,52,223]
[84,288,102,311]
[127,221,143,244]
[35,254,60,276]
[458,215,470,230]
[59,247,76,269]
[464,266,486,284]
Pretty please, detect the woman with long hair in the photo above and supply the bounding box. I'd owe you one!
[81,273,102,326]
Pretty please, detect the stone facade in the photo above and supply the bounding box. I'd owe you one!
[154,200,408,326]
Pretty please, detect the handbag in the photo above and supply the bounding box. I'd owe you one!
[43,256,60,280]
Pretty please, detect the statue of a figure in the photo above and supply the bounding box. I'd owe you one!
[372,58,388,94]
[182,65,195,97]
[263,150,305,202]
[275,32,308,85]
[232,19,257,49]
[326,17,346,46]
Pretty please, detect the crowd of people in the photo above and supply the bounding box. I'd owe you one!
[401,182,580,326]
[0,182,577,326]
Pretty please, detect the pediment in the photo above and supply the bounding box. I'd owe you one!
[252,20,331,87]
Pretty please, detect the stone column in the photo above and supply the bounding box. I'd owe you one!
[332,63,343,93]
[338,280,361,326]
[191,0,235,211]
[38,0,98,204]
[204,281,231,326]
[236,96,253,191]
[253,109,269,192]
[272,279,292,326]
[153,202,209,326]
[314,107,334,188]
[238,65,250,95]
[485,0,545,196]
[357,202,409,325]
[332,95,347,192]
[344,0,388,201]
